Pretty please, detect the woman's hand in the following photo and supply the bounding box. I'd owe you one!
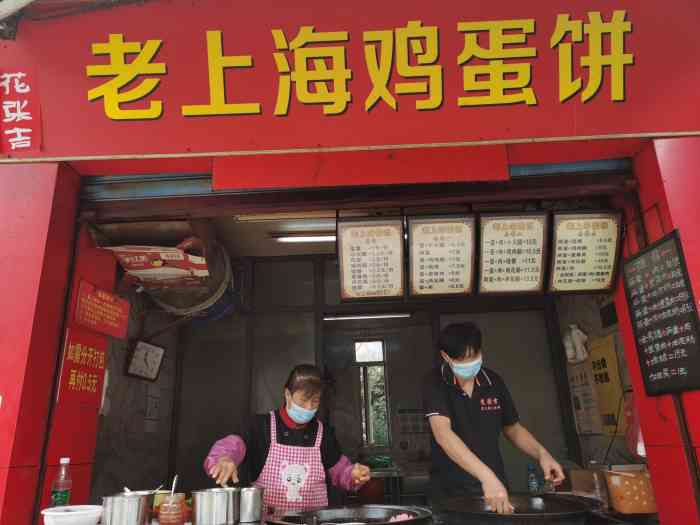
[481,475,514,515]
[209,457,239,486]
[351,463,371,486]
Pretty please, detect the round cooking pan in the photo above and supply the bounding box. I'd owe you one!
[266,504,432,525]
[440,493,598,525]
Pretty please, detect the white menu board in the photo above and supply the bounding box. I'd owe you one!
[550,213,621,292]
[408,216,475,296]
[479,214,547,293]
[337,219,404,300]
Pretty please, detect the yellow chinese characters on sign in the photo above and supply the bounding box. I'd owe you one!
[589,334,626,436]
[550,10,633,102]
[363,20,442,111]
[272,26,351,115]
[182,31,260,116]
[457,19,537,106]
[67,342,106,369]
[85,11,635,121]
[67,369,100,393]
[86,33,166,120]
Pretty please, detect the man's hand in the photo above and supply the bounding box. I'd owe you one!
[209,457,239,486]
[481,475,514,515]
[539,452,565,486]
[351,463,371,486]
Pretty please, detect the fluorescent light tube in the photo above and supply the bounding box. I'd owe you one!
[275,235,337,243]
[323,313,411,321]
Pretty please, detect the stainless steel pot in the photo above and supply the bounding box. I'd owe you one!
[192,487,240,525]
[102,490,155,525]
[239,487,264,522]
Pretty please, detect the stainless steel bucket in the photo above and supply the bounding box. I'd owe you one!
[102,491,155,525]
[239,487,263,523]
[193,487,240,525]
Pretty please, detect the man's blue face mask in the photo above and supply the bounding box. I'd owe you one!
[448,355,483,380]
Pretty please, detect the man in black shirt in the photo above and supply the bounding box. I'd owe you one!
[423,322,565,514]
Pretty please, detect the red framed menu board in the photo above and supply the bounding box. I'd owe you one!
[337,218,404,300]
[549,212,622,293]
[479,213,548,294]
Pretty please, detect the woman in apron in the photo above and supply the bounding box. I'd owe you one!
[204,364,371,515]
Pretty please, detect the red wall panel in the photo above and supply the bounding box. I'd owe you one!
[614,280,683,447]
[213,145,509,191]
[0,164,81,523]
[10,165,81,468]
[652,138,700,448]
[0,466,39,525]
[506,139,647,165]
[646,445,700,525]
[0,164,58,469]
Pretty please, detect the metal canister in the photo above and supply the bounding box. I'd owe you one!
[239,487,263,523]
[102,490,155,525]
[193,487,241,525]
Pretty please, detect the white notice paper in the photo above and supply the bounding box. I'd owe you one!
[409,216,475,295]
[338,219,404,300]
[479,214,547,293]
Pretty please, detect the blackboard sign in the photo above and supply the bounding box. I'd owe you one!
[623,231,700,396]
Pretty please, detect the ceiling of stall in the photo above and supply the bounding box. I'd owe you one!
[91,205,480,257]
[94,216,337,257]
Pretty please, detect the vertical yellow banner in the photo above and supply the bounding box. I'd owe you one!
[589,334,626,436]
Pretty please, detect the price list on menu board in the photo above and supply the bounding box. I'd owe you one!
[623,231,700,396]
[550,213,621,292]
[338,219,404,300]
[408,216,474,296]
[479,214,547,293]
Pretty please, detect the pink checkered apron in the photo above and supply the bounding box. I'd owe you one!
[254,411,329,515]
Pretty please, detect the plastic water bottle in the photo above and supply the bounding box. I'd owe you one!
[50,457,72,507]
[527,464,541,495]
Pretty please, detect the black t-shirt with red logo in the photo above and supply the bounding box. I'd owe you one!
[422,364,519,500]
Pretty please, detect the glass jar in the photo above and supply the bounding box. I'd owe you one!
[159,493,185,525]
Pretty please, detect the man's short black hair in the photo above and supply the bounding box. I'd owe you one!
[439,322,482,359]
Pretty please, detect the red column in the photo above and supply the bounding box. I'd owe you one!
[36,226,116,512]
[613,138,700,524]
[0,164,80,524]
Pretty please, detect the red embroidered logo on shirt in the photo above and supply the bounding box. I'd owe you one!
[480,397,501,411]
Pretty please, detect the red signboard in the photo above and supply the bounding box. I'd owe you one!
[56,328,107,408]
[0,69,42,154]
[75,280,130,338]
[0,1,698,162]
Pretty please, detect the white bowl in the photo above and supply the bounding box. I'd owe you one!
[41,505,102,525]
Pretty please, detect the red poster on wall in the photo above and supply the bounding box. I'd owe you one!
[56,328,107,408]
[75,280,130,339]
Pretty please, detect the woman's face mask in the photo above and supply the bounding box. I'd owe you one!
[446,354,483,380]
[285,390,320,424]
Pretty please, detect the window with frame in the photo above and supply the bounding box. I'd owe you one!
[355,340,390,447]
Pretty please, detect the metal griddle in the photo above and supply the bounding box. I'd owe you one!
[265,504,432,525]
[440,493,596,524]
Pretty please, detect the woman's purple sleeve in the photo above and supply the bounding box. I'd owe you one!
[203,435,247,474]
[327,455,358,492]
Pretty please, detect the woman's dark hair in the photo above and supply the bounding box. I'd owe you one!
[439,322,482,359]
[284,364,324,398]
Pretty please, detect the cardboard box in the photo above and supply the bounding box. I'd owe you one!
[568,468,609,507]
[604,466,656,515]
[106,238,210,289]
